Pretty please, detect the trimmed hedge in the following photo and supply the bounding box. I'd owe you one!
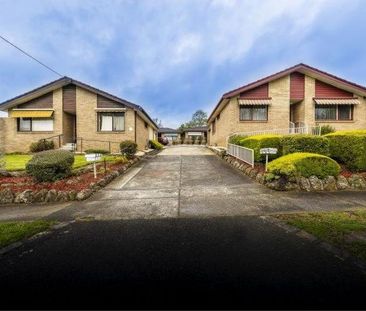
[319,124,335,135]
[325,131,366,171]
[228,135,247,145]
[84,149,110,154]
[29,139,55,153]
[281,134,330,156]
[26,150,75,182]
[149,139,164,150]
[267,152,340,179]
[120,140,137,159]
[239,134,282,162]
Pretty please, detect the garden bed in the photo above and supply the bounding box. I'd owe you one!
[0,158,140,204]
[210,147,366,191]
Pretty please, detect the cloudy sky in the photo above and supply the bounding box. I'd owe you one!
[1,0,366,127]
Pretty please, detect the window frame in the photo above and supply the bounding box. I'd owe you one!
[315,104,353,121]
[17,117,54,132]
[239,105,268,121]
[97,112,125,132]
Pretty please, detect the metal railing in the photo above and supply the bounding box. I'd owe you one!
[42,134,63,148]
[227,143,254,167]
[227,125,321,142]
[76,137,121,153]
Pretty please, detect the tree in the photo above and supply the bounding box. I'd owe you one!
[152,118,163,128]
[181,110,208,129]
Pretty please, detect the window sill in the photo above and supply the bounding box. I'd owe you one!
[316,120,354,123]
[239,120,268,123]
[17,131,54,134]
[96,131,126,133]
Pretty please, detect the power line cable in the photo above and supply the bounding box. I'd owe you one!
[0,35,63,77]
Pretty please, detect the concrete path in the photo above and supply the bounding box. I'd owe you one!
[44,145,366,221]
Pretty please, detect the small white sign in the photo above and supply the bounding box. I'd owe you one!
[260,148,278,155]
[85,153,102,162]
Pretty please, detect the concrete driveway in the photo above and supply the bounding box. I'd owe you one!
[47,145,366,221]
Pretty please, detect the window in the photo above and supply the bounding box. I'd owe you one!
[315,105,353,121]
[98,112,125,132]
[217,113,220,121]
[144,121,148,129]
[17,118,54,132]
[212,119,216,134]
[239,105,268,121]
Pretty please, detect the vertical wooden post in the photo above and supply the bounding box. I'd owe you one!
[109,141,111,153]
[80,138,83,153]
[104,158,107,174]
[58,135,61,148]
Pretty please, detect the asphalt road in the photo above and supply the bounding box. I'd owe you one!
[1,217,366,309]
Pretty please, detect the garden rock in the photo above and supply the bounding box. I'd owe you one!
[309,176,323,191]
[76,189,93,201]
[34,189,48,202]
[349,175,366,189]
[68,190,77,201]
[0,188,14,204]
[56,191,69,202]
[45,189,58,202]
[336,175,349,190]
[0,170,11,177]
[14,190,34,203]
[322,176,337,191]
[256,173,265,184]
[299,177,311,192]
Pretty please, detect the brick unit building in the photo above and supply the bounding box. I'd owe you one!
[0,77,158,153]
[207,63,366,147]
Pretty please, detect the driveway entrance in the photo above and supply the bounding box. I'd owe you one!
[49,145,366,221]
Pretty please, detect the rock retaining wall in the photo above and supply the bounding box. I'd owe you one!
[208,146,366,191]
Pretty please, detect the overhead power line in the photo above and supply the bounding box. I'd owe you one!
[0,35,63,77]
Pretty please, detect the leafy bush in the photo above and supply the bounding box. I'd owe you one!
[281,134,330,156]
[319,124,335,135]
[29,139,55,153]
[325,131,366,171]
[228,134,247,145]
[267,152,340,179]
[84,149,110,154]
[120,140,137,159]
[239,134,282,162]
[149,139,164,150]
[26,150,75,182]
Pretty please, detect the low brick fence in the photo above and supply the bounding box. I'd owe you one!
[208,146,366,191]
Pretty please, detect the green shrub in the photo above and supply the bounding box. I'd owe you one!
[84,149,110,155]
[319,124,335,135]
[267,152,340,179]
[239,134,282,162]
[29,139,55,153]
[281,134,330,156]
[120,140,137,159]
[325,131,366,171]
[149,139,164,150]
[26,150,75,182]
[228,135,247,145]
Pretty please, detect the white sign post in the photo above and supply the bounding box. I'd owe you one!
[85,153,102,179]
[260,148,278,172]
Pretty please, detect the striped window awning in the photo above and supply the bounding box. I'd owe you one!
[9,109,54,118]
[238,98,272,106]
[314,98,360,105]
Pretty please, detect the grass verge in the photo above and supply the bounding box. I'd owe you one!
[276,209,366,261]
[0,220,55,248]
[5,154,126,171]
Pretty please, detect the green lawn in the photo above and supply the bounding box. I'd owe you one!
[0,220,55,248]
[4,154,125,171]
[276,209,366,260]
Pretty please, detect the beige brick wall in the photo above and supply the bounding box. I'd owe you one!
[75,86,137,153]
[209,75,290,147]
[3,88,63,153]
[135,114,149,150]
[0,118,5,153]
[304,75,315,125]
